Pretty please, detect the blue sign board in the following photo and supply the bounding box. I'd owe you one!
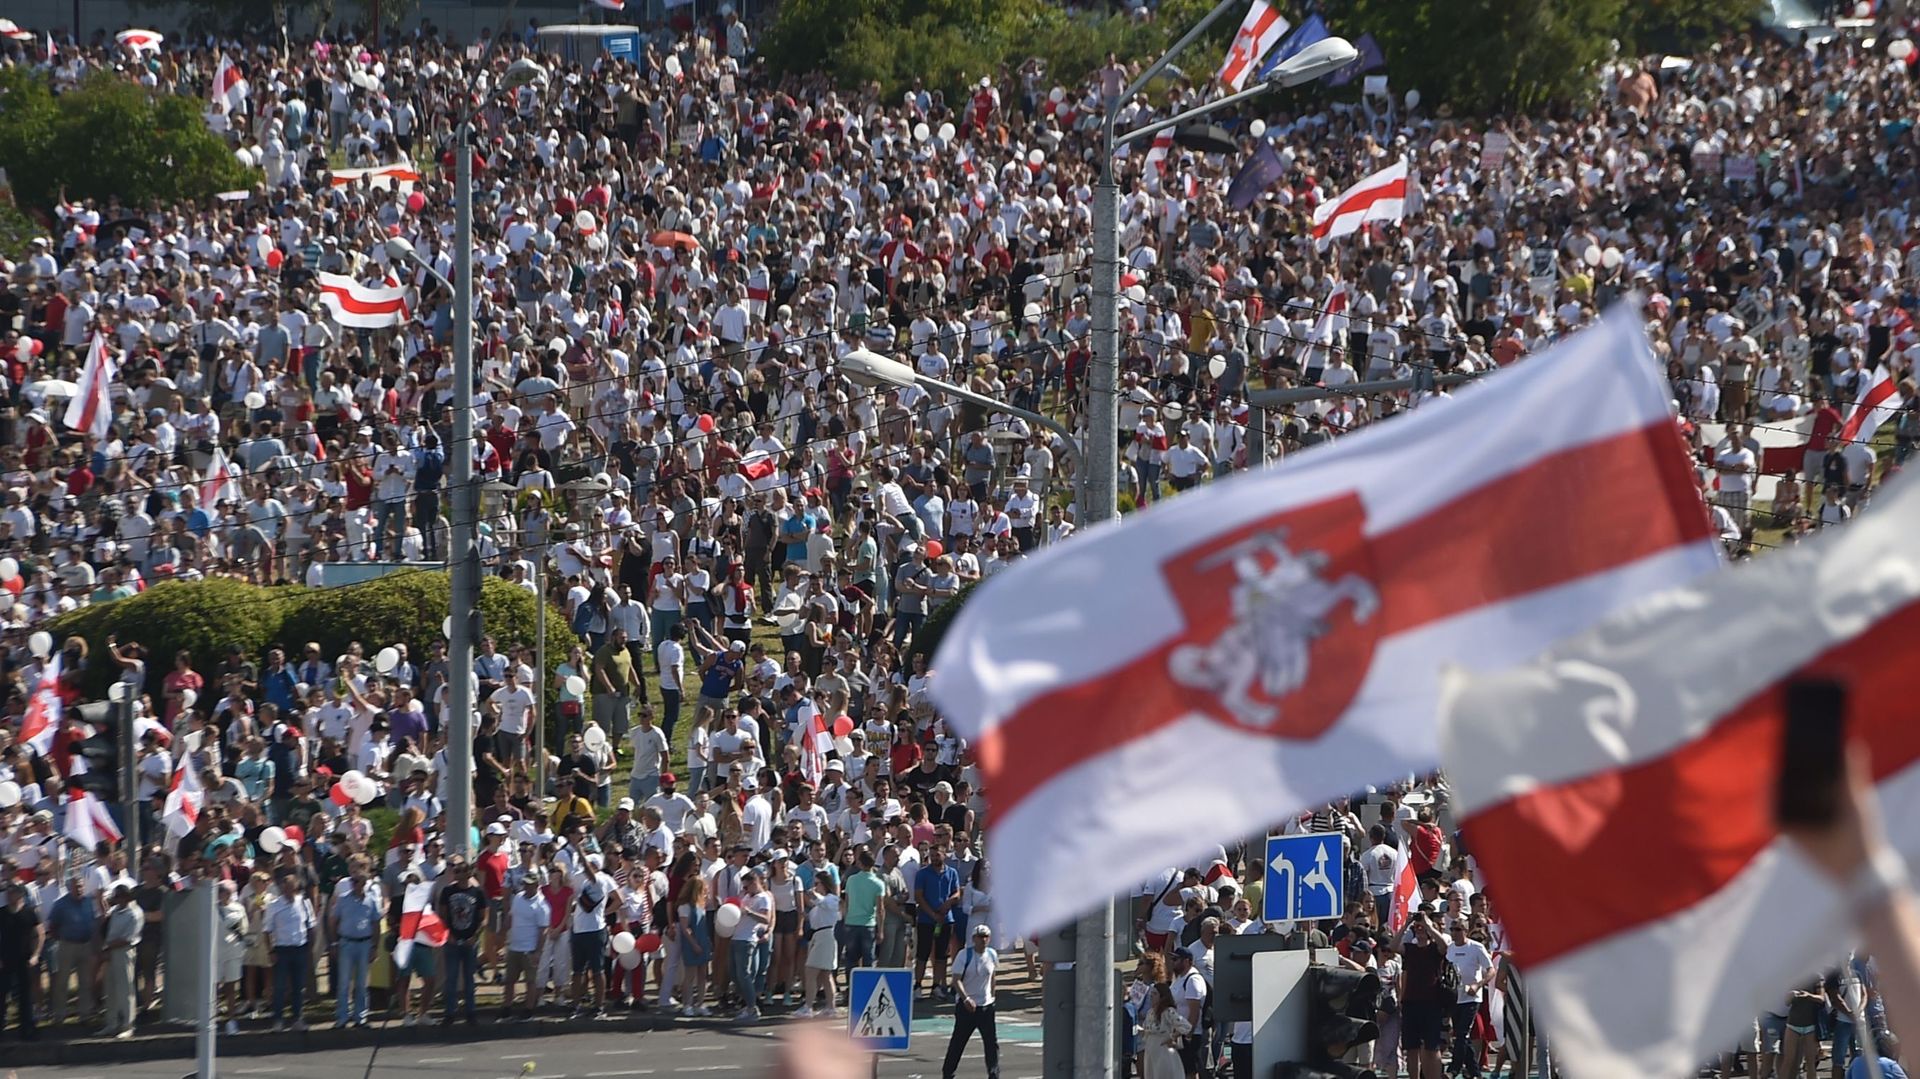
[604,33,641,62]
[1263,832,1345,923]
[849,967,913,1051]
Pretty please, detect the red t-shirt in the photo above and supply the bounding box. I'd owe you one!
[1408,823,1444,877]
[478,849,509,899]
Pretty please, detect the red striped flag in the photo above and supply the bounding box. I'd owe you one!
[393,878,449,967]
[316,272,409,329]
[1385,841,1418,933]
[18,653,60,757]
[163,752,203,837]
[201,447,244,509]
[62,334,116,440]
[1839,364,1903,445]
[930,305,1722,938]
[1312,159,1410,248]
[1442,471,1920,1079]
[739,454,777,482]
[1217,0,1290,91]
[211,52,248,112]
[64,788,121,850]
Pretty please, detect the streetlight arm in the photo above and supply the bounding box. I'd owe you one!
[1114,78,1282,147]
[1117,0,1245,107]
[913,372,1085,514]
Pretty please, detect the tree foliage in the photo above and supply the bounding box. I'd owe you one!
[764,0,1218,100]
[49,572,570,705]
[0,68,253,213]
[1329,0,1762,114]
[907,579,979,669]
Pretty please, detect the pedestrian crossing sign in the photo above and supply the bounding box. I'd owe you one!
[849,967,913,1051]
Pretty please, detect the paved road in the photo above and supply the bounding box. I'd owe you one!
[17,1005,1050,1079]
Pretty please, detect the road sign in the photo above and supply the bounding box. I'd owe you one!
[849,967,913,1051]
[1264,833,1345,923]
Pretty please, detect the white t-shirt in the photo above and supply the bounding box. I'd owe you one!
[1362,843,1399,890]
[490,685,534,736]
[733,891,773,942]
[656,640,684,692]
[572,870,618,933]
[1714,444,1756,494]
[1446,938,1494,1003]
[629,725,668,777]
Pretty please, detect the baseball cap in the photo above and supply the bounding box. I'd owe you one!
[617,797,636,811]
[729,639,746,653]
[1171,945,1193,960]
[485,823,509,836]
[660,772,677,785]
[769,848,791,861]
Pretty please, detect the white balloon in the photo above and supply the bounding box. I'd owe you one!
[1601,248,1624,270]
[1583,245,1604,267]
[1048,87,1065,103]
[574,209,595,233]
[351,778,379,805]
[1027,148,1045,166]
[566,675,588,697]
[180,688,198,710]
[714,904,742,932]
[617,949,643,970]
[342,769,368,792]
[937,122,956,142]
[27,631,51,658]
[1125,284,1148,304]
[1770,180,1790,198]
[0,557,19,581]
[259,826,287,854]
[913,122,931,143]
[584,725,607,749]
[1249,119,1266,139]
[1858,1,1874,17]
[442,616,454,639]
[375,646,400,674]
[0,781,21,809]
[1208,355,1228,380]
[1894,39,1916,61]
[833,735,855,757]
[243,391,266,410]
[1405,89,1421,110]
[611,930,636,954]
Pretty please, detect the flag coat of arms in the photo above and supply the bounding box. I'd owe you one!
[1441,470,1920,1079]
[929,306,1721,938]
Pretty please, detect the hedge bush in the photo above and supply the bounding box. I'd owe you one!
[48,571,570,705]
[908,579,980,669]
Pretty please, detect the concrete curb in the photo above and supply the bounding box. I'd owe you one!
[10,1010,692,1067]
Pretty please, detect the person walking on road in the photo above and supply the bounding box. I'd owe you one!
[942,924,1000,1079]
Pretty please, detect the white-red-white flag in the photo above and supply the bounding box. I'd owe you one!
[163,752,203,838]
[211,53,248,112]
[18,652,60,757]
[1441,469,1920,1079]
[201,447,244,509]
[799,707,832,785]
[62,334,116,440]
[316,272,409,329]
[1217,0,1290,91]
[1839,363,1904,447]
[328,164,422,192]
[1385,841,1418,934]
[929,305,1721,938]
[64,787,122,850]
[1312,158,1410,248]
[392,878,449,968]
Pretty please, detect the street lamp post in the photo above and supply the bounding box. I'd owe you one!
[1085,22,1356,1078]
[840,348,1086,527]
[386,55,546,858]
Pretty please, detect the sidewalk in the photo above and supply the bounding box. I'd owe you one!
[8,964,1049,1067]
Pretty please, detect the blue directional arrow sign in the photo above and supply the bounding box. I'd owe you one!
[1264,832,1345,923]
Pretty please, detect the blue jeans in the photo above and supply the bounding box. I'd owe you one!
[840,924,876,970]
[892,611,925,648]
[335,937,372,1025]
[660,688,681,741]
[443,940,479,1022]
[271,943,309,1024]
[628,773,660,802]
[1452,1000,1482,1076]
[649,609,682,647]
[730,936,769,1008]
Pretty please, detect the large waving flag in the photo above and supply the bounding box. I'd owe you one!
[64,787,122,851]
[62,334,117,440]
[18,653,61,757]
[163,753,203,838]
[1839,364,1905,447]
[1441,471,1920,1079]
[211,52,248,112]
[1217,0,1290,91]
[392,878,449,968]
[1254,10,1330,81]
[929,305,1721,938]
[316,272,409,329]
[1312,159,1410,249]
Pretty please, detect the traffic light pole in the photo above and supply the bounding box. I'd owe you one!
[119,692,139,857]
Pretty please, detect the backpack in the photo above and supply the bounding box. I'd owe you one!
[570,601,595,636]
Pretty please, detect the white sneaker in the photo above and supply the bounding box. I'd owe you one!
[225,1020,239,1036]
[793,1005,814,1019]
[291,1020,308,1032]
[681,1005,696,1018]
[821,1006,838,1019]
[402,1014,418,1027]
[696,1005,713,1017]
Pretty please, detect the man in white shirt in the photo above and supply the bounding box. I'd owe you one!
[263,871,317,1031]
[643,773,697,833]
[1445,919,1494,1074]
[569,854,617,1018]
[1165,428,1209,492]
[489,669,534,764]
[740,778,773,851]
[942,925,1001,1078]
[1712,424,1758,532]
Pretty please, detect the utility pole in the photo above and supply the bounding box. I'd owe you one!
[533,557,547,798]
[446,122,477,858]
[117,689,139,858]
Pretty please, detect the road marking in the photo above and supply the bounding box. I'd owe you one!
[596,1049,643,1055]
[680,1045,725,1051]
[586,1070,655,1076]
[417,1058,466,1065]
[233,1070,285,1075]
[676,1068,742,1073]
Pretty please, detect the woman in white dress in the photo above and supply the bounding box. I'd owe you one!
[796,874,841,1018]
[1138,981,1192,1079]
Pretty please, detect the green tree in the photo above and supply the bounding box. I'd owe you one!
[0,69,253,212]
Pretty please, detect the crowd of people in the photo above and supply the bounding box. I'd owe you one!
[0,3,1908,1077]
